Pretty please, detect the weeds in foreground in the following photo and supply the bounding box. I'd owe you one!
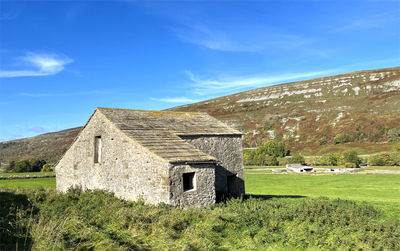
[0,188,399,250]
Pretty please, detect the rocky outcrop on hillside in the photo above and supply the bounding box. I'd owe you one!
[170,67,400,153]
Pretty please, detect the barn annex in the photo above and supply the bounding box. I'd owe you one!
[55,107,244,208]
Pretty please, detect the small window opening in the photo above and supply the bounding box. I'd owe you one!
[183,172,195,192]
[94,136,101,163]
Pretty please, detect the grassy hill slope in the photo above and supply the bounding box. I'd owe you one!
[1,67,399,163]
[0,127,82,164]
[170,67,400,154]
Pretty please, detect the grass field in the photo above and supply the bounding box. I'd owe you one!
[0,177,56,189]
[1,172,399,218]
[245,173,400,218]
[0,171,55,178]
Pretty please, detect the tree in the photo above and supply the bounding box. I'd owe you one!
[13,160,32,173]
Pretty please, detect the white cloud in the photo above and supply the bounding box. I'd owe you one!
[185,69,335,96]
[150,96,200,103]
[0,52,73,78]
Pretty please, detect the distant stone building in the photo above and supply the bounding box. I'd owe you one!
[55,108,244,208]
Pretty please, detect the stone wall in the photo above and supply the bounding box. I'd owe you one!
[180,135,245,196]
[169,163,216,208]
[55,111,171,205]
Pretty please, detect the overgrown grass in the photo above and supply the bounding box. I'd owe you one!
[1,188,399,250]
[245,174,400,219]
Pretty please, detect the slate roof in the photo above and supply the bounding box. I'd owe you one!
[97,107,241,164]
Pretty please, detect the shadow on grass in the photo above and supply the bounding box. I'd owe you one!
[0,191,37,250]
[244,194,306,200]
[218,193,306,203]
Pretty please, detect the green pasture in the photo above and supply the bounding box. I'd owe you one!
[0,177,56,189]
[0,171,54,178]
[245,173,400,218]
[1,172,399,218]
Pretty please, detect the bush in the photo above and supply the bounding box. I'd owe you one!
[41,164,53,172]
[345,162,357,168]
[320,153,343,166]
[342,150,361,165]
[333,134,351,144]
[387,128,400,142]
[368,152,400,166]
[368,154,386,166]
[289,154,306,165]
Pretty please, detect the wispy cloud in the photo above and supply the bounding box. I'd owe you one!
[0,52,73,78]
[150,96,200,103]
[333,11,399,33]
[185,69,335,96]
[171,23,311,52]
[19,90,113,97]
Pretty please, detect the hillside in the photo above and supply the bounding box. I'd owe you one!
[170,67,400,154]
[0,127,82,164]
[1,67,399,164]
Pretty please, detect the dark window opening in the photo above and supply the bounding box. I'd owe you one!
[94,136,101,163]
[183,172,195,191]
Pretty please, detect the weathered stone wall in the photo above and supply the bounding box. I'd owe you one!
[55,111,171,205]
[169,163,216,208]
[180,135,245,196]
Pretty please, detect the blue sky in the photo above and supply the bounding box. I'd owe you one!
[0,0,399,141]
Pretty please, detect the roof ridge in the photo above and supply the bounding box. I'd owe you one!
[96,107,205,115]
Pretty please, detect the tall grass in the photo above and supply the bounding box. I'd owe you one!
[1,188,399,250]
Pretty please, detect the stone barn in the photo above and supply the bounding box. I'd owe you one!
[55,107,244,208]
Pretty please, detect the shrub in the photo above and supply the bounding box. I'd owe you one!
[342,150,361,165]
[289,154,306,165]
[264,155,279,166]
[387,128,400,142]
[41,164,52,172]
[368,154,385,166]
[345,162,357,168]
[320,153,343,166]
[333,134,351,144]
[318,136,329,145]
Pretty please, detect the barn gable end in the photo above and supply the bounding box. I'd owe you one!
[56,107,244,208]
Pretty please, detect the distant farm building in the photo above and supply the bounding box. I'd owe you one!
[55,108,245,208]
